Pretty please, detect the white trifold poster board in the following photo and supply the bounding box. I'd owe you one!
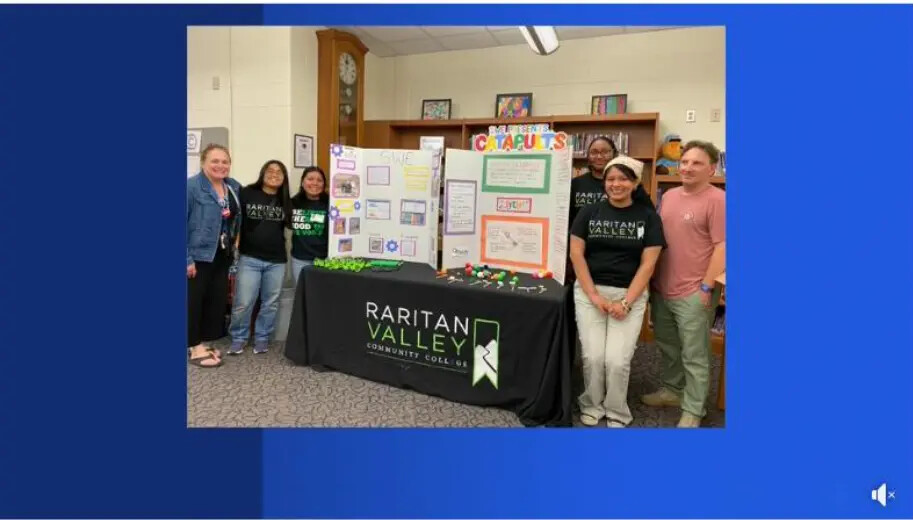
[441,148,573,283]
[327,145,438,268]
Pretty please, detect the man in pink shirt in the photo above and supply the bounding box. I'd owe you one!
[642,140,726,427]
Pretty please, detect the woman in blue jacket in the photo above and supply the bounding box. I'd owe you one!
[187,143,242,367]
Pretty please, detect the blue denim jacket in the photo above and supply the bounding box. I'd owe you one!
[187,172,242,266]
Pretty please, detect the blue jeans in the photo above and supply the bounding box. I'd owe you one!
[291,257,313,287]
[230,255,285,344]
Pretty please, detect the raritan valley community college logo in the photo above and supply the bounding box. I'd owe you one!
[365,302,500,389]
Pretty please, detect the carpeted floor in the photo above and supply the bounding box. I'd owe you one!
[188,338,725,428]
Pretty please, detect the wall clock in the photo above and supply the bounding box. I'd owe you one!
[316,29,368,174]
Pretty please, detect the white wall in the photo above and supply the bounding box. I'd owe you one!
[230,27,293,185]
[289,27,321,191]
[364,51,397,121]
[187,27,232,131]
[365,27,726,149]
[188,27,321,188]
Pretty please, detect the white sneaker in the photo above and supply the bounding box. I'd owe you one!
[641,388,682,407]
[677,412,701,428]
[580,414,599,426]
[606,419,626,428]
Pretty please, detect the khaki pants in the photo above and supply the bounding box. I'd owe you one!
[574,283,648,425]
[650,290,720,417]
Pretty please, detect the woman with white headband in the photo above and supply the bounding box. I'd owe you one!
[568,156,666,427]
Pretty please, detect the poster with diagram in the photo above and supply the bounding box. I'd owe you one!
[442,148,572,283]
[328,144,437,268]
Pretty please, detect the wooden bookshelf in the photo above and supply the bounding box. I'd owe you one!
[364,113,661,191]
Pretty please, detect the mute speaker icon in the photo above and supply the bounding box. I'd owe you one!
[872,483,890,507]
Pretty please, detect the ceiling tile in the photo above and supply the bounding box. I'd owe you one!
[340,25,681,57]
[421,26,486,37]
[367,41,397,58]
[557,26,626,39]
[361,26,428,42]
[345,31,384,51]
[624,26,667,34]
[436,32,499,51]
[387,37,445,55]
[489,29,527,46]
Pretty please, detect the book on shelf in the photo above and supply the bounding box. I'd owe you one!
[716,151,726,177]
[569,132,630,159]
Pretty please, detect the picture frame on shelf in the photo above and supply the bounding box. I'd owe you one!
[591,94,628,115]
[421,99,452,120]
[495,92,532,118]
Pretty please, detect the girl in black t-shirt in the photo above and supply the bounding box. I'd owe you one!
[566,138,655,383]
[227,160,291,355]
[569,156,665,427]
[565,137,621,387]
[290,166,329,286]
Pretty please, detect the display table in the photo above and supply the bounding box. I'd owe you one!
[284,263,572,426]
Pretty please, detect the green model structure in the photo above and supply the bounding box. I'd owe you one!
[313,257,403,272]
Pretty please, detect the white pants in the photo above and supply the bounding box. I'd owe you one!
[574,283,648,425]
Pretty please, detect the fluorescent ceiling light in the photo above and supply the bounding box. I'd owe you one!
[519,26,559,56]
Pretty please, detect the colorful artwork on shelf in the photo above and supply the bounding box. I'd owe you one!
[591,94,627,115]
[422,99,451,120]
[495,93,532,118]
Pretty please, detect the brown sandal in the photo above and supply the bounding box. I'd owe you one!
[189,351,222,368]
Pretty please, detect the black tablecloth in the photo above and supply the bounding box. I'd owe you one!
[284,262,572,426]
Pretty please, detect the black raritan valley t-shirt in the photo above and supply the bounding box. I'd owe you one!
[570,201,666,288]
[290,195,328,261]
[239,187,287,263]
[569,169,607,229]
[569,168,655,231]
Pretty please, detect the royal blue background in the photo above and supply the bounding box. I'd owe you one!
[0,4,911,519]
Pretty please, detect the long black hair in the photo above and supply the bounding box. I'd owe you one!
[604,163,656,210]
[250,160,293,226]
[294,166,329,203]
